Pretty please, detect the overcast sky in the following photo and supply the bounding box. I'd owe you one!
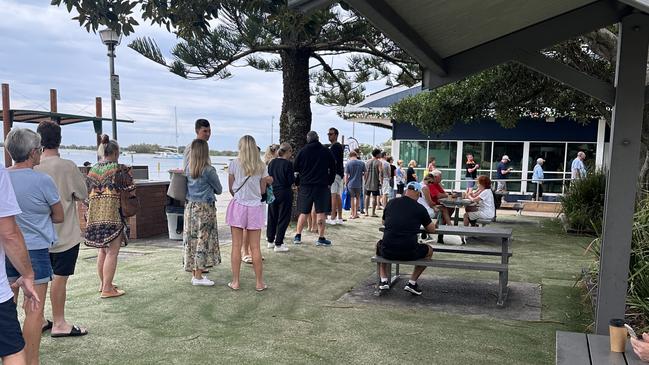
[0,0,392,151]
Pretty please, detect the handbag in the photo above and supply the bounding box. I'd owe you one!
[342,188,351,211]
[263,185,276,204]
[118,165,140,217]
[167,170,187,201]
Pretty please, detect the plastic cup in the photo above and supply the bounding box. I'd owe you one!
[609,318,627,352]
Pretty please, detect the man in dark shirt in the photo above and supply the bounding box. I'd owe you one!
[377,182,436,295]
[327,127,344,225]
[495,155,512,192]
[293,131,336,246]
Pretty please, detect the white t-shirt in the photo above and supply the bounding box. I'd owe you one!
[228,159,269,207]
[475,189,495,219]
[0,165,22,303]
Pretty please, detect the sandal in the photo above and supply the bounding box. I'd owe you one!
[255,285,268,292]
[227,282,240,291]
[242,256,253,264]
[98,283,118,293]
[51,325,88,338]
[42,320,53,333]
[100,289,126,299]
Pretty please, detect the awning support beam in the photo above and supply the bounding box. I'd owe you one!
[514,49,616,106]
[595,12,649,334]
[345,0,447,77]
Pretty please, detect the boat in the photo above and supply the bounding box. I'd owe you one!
[153,150,183,159]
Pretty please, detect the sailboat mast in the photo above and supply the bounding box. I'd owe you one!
[174,106,179,153]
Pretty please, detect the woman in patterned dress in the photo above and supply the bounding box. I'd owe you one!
[85,135,135,299]
[183,139,222,286]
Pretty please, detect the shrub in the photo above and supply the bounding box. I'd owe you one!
[560,169,606,234]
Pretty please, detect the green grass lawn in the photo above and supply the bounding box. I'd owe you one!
[34,215,594,364]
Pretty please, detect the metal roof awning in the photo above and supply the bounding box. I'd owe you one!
[340,84,422,129]
[0,109,134,126]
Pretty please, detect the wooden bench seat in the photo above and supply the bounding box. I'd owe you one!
[373,225,513,306]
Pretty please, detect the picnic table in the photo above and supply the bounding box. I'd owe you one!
[439,197,475,226]
[556,331,645,364]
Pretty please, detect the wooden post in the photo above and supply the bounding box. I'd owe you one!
[2,83,11,167]
[50,89,58,123]
[95,97,102,149]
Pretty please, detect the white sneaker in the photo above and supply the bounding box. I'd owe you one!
[326,219,336,225]
[274,245,289,252]
[267,241,275,249]
[336,219,344,225]
[191,277,215,286]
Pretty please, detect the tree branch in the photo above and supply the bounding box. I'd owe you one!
[312,52,350,105]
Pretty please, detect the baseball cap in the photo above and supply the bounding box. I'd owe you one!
[406,181,422,192]
[502,155,510,161]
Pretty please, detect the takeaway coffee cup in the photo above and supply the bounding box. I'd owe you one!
[609,318,627,352]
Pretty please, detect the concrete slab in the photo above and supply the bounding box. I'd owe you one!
[338,274,541,321]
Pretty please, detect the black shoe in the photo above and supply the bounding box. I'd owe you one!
[379,280,390,290]
[404,282,422,296]
[437,236,444,244]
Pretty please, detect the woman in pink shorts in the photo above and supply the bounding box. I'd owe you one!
[226,135,273,291]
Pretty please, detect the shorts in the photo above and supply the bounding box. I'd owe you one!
[381,178,391,195]
[376,240,431,261]
[6,248,52,285]
[0,299,24,358]
[298,185,330,214]
[496,180,507,191]
[226,200,265,230]
[397,183,405,195]
[50,244,80,276]
[330,175,344,195]
[466,177,475,188]
[365,190,380,197]
[348,187,361,198]
[467,211,494,222]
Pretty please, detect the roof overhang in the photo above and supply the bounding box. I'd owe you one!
[0,109,134,127]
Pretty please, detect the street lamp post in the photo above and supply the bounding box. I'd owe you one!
[99,28,122,140]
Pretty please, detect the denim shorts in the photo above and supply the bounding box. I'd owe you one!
[6,248,53,285]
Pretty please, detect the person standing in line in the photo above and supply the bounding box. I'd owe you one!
[34,121,89,337]
[465,153,479,189]
[327,128,345,225]
[344,150,366,219]
[85,135,134,299]
[226,135,272,291]
[427,157,437,175]
[263,144,279,165]
[364,149,382,217]
[406,160,418,183]
[182,119,211,170]
[379,152,391,209]
[495,155,512,192]
[0,162,41,365]
[184,139,222,286]
[267,143,294,253]
[571,151,587,180]
[395,160,406,196]
[387,156,396,200]
[293,131,336,246]
[5,128,63,365]
[532,158,545,201]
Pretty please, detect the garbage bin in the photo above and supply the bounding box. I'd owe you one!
[166,205,184,240]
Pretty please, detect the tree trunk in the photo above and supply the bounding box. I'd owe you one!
[279,48,312,153]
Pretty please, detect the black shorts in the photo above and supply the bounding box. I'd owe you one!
[298,185,330,214]
[0,299,25,358]
[397,183,405,195]
[366,190,380,197]
[50,244,80,276]
[376,240,430,261]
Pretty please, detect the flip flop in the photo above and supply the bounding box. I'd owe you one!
[227,282,240,291]
[98,283,118,293]
[255,285,268,292]
[100,289,125,299]
[242,256,253,264]
[51,325,88,338]
[41,320,53,333]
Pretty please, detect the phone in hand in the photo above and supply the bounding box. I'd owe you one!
[625,323,642,339]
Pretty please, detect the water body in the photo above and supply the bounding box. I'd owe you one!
[0,147,232,182]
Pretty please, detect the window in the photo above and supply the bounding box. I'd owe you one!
[566,143,596,173]
[428,141,457,168]
[493,142,524,192]
[461,141,492,189]
[399,141,427,168]
[528,143,567,194]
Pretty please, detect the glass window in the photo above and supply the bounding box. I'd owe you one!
[566,143,596,173]
[462,141,492,170]
[493,142,524,192]
[399,141,427,168]
[528,143,568,194]
[527,172,565,194]
[428,141,457,169]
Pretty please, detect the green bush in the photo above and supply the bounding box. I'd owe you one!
[560,169,606,234]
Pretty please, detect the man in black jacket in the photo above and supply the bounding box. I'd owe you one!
[293,131,336,246]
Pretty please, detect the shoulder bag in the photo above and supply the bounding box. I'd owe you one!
[118,165,140,217]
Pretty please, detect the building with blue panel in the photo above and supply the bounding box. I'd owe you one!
[343,84,608,195]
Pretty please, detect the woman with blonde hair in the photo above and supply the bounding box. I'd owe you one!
[184,139,222,286]
[263,144,280,165]
[226,135,273,291]
[406,160,418,183]
[85,135,135,299]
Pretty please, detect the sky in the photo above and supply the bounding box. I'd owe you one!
[0,0,392,151]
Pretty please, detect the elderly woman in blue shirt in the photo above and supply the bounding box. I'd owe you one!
[5,128,63,365]
[532,158,545,201]
[184,139,223,286]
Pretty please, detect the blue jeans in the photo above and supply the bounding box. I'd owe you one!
[6,248,52,285]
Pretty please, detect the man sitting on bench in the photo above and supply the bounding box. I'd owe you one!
[377,181,437,295]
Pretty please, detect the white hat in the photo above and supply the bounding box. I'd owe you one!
[502,155,510,161]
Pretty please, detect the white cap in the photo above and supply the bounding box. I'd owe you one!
[502,155,510,161]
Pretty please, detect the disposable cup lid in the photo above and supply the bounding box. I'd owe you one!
[609,318,626,327]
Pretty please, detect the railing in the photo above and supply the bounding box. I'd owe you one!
[414,177,575,198]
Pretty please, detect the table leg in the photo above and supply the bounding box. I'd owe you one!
[454,207,460,226]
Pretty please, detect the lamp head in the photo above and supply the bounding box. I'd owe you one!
[99,28,122,46]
